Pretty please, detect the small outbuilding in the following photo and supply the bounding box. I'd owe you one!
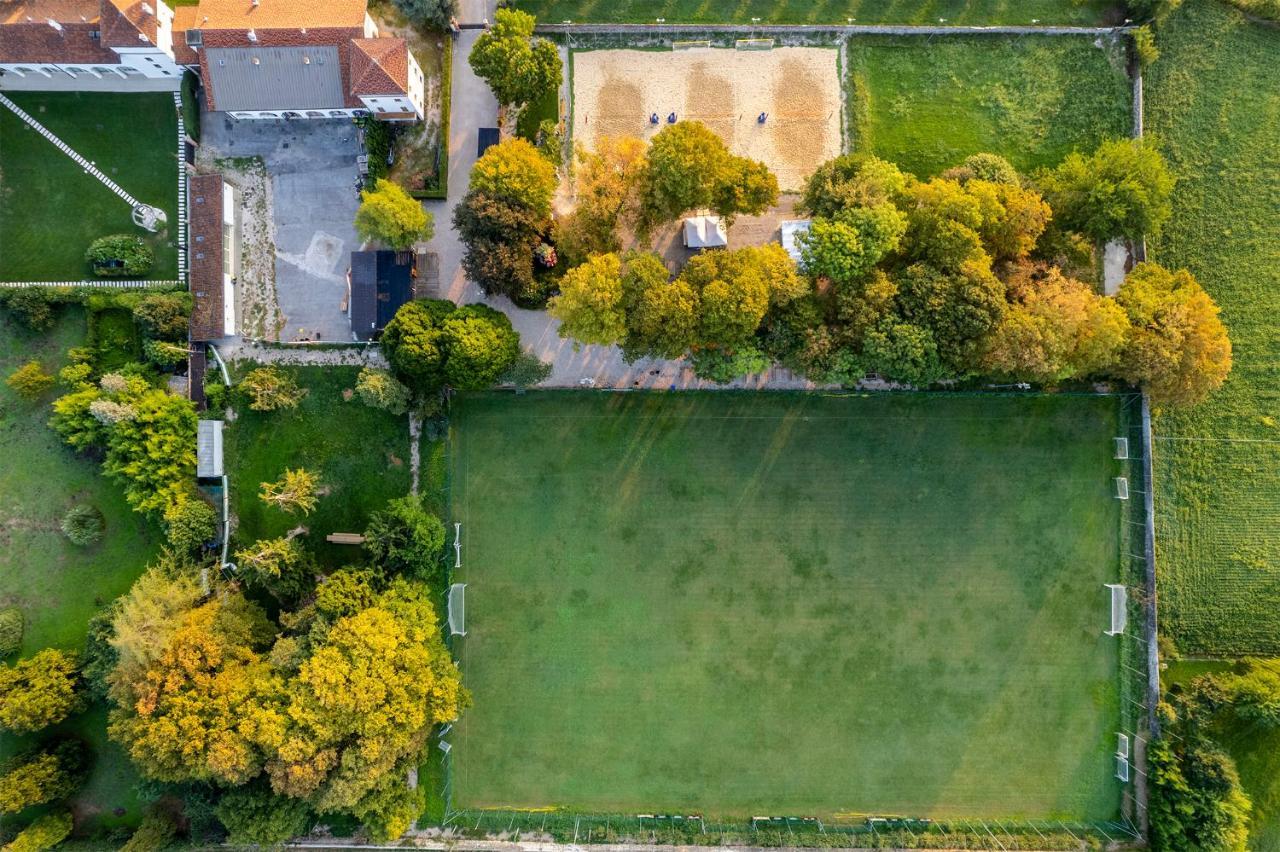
[348,250,415,341]
[780,219,812,266]
[197,420,224,479]
[682,215,727,250]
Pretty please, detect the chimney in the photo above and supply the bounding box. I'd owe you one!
[247,27,257,42]
[46,18,63,31]
[141,1,153,14]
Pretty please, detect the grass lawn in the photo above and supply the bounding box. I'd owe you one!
[225,365,415,568]
[513,0,1115,25]
[1144,0,1280,657]
[846,34,1131,178]
[0,92,179,282]
[0,307,162,833]
[450,391,1125,820]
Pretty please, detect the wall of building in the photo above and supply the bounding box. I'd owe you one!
[358,93,416,120]
[407,50,425,118]
[0,61,180,91]
[225,107,366,119]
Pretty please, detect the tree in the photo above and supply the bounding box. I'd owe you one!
[259,469,320,516]
[983,264,1129,382]
[800,153,908,219]
[1115,262,1232,406]
[440,305,521,389]
[234,537,304,579]
[363,496,446,581]
[352,771,425,842]
[355,179,433,250]
[355,367,412,415]
[105,563,203,702]
[60,504,104,547]
[0,610,21,658]
[5,810,74,852]
[678,249,771,348]
[941,152,1021,186]
[470,138,558,219]
[86,234,153,277]
[239,366,307,412]
[132,293,191,341]
[6,362,53,401]
[1038,137,1175,241]
[381,299,456,392]
[1,289,57,332]
[688,344,770,384]
[548,253,627,346]
[965,179,1052,261]
[393,0,456,30]
[621,252,696,361]
[163,497,218,553]
[637,121,776,231]
[0,650,82,734]
[800,204,907,285]
[468,8,562,108]
[452,190,547,304]
[0,740,90,815]
[902,178,988,270]
[120,810,179,852]
[893,260,1006,372]
[216,783,314,846]
[1150,707,1251,852]
[861,319,945,386]
[559,137,647,265]
[101,388,198,515]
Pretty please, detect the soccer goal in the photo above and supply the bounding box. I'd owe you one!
[735,38,775,50]
[1114,476,1130,500]
[672,39,712,50]
[448,583,467,637]
[1114,437,1130,460]
[453,522,462,570]
[1105,583,1128,636]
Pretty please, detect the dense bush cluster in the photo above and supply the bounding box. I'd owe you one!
[85,234,154,278]
[381,298,521,394]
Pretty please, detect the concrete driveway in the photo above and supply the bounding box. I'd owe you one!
[202,115,361,342]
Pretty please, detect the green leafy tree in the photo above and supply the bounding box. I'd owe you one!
[441,304,521,389]
[1038,137,1175,241]
[0,610,21,658]
[381,299,457,392]
[689,345,770,384]
[800,205,907,285]
[800,153,908,219]
[1,290,57,331]
[234,537,303,579]
[621,252,696,361]
[548,253,627,346]
[893,260,1006,372]
[861,320,945,386]
[352,771,425,842]
[5,810,73,852]
[102,388,198,515]
[468,8,562,108]
[0,740,90,815]
[163,497,218,553]
[393,0,456,30]
[1115,262,1232,406]
[452,190,546,305]
[364,496,447,581]
[355,179,434,250]
[355,367,412,415]
[120,809,179,852]
[239,366,307,412]
[0,650,82,734]
[941,152,1021,186]
[1150,704,1251,852]
[132,293,191,340]
[259,468,320,516]
[559,137,647,265]
[215,783,314,846]
[638,121,777,232]
[5,362,54,401]
[470,138,558,219]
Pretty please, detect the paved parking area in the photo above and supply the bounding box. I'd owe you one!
[202,115,361,342]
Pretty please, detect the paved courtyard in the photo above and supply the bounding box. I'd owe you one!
[202,115,361,342]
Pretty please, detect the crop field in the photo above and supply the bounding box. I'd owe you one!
[1145,0,1280,656]
[450,391,1125,820]
[513,0,1113,25]
[846,34,1132,177]
[0,92,179,282]
[572,47,841,191]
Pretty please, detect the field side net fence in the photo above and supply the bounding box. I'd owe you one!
[438,807,1136,849]
[1114,394,1158,828]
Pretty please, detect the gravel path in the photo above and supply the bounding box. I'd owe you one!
[220,340,388,368]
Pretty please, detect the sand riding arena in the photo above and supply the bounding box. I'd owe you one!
[570,46,843,191]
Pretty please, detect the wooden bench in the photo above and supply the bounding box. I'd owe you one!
[325,533,365,545]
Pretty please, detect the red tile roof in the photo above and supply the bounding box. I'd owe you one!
[0,20,116,63]
[185,0,364,31]
[348,36,406,96]
[171,4,198,64]
[188,173,226,342]
[100,0,156,48]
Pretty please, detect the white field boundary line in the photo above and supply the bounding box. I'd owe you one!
[537,23,1136,36]
[0,280,180,288]
[174,90,188,281]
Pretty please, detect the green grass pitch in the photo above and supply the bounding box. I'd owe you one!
[450,391,1125,820]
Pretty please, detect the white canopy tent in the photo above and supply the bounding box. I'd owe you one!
[683,215,727,249]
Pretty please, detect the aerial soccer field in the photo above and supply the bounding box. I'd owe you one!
[449,391,1125,820]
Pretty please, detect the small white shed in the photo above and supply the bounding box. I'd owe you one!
[682,215,727,249]
[197,420,224,479]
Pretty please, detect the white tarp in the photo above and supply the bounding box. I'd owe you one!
[683,215,727,249]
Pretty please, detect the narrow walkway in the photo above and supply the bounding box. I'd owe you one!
[537,22,1134,35]
[219,340,389,368]
[0,92,146,209]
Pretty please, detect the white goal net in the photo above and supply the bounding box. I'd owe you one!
[735,38,775,50]
[672,39,711,50]
[1105,583,1127,636]
[448,583,467,637]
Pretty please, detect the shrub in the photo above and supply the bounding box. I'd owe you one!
[363,495,446,580]
[5,362,54,401]
[0,290,58,332]
[355,179,433,250]
[163,498,218,553]
[5,811,74,852]
[143,338,188,368]
[239,366,307,411]
[1133,25,1160,67]
[394,0,457,30]
[0,610,21,658]
[132,293,190,340]
[86,234,154,278]
[497,351,552,388]
[120,809,179,852]
[355,367,412,415]
[0,739,91,815]
[60,505,104,547]
[215,783,313,845]
[0,649,83,734]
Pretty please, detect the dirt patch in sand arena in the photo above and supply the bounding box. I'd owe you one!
[572,47,842,191]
